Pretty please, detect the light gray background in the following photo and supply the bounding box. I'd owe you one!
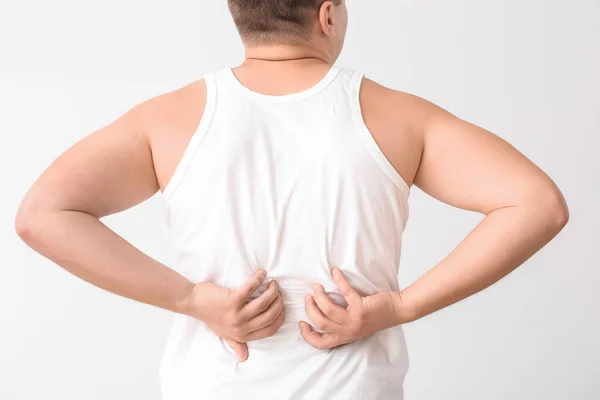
[1,0,598,399]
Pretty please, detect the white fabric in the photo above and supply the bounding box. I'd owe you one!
[159,65,411,400]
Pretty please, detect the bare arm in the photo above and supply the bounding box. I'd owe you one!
[14,96,196,314]
[301,97,569,349]
[15,85,285,361]
[400,104,569,321]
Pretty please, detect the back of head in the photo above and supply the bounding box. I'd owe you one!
[228,0,347,59]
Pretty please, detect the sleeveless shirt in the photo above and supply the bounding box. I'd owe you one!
[159,65,411,400]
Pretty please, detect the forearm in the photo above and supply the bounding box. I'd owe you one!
[398,197,568,323]
[17,209,194,316]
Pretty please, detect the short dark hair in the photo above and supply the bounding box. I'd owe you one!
[228,0,341,45]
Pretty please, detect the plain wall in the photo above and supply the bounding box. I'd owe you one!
[1,0,598,399]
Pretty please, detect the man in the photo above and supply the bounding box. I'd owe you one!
[15,0,568,399]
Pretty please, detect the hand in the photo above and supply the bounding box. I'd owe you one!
[186,270,285,362]
[300,268,409,350]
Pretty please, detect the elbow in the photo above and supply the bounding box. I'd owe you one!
[15,208,37,245]
[539,185,569,234]
[14,200,47,245]
[553,199,570,231]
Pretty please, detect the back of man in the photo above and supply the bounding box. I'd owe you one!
[150,59,420,398]
[15,1,569,399]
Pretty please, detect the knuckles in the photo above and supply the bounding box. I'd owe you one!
[321,304,335,316]
[227,312,245,331]
[265,310,279,325]
[256,299,269,313]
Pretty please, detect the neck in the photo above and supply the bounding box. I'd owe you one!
[243,44,333,66]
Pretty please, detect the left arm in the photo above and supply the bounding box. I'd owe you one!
[300,103,569,349]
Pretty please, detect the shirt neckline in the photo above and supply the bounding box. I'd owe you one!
[223,65,341,103]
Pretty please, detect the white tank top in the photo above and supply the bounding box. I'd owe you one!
[159,65,411,400]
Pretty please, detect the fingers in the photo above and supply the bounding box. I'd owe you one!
[242,280,280,319]
[305,294,342,333]
[299,321,343,350]
[225,339,248,362]
[245,291,285,333]
[234,269,267,304]
[244,308,286,341]
[331,268,361,305]
[312,283,347,324]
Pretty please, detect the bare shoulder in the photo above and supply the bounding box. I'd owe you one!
[358,76,448,187]
[360,77,450,129]
[133,78,209,191]
[134,78,208,139]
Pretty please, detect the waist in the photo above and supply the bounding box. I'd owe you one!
[244,302,317,351]
[160,316,409,399]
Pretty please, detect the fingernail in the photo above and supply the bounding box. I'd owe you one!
[313,283,320,291]
[258,269,266,278]
[331,268,339,277]
[305,294,311,301]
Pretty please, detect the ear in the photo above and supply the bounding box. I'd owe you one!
[318,1,337,38]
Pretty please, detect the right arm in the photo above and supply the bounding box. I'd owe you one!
[14,96,191,314]
[14,85,283,361]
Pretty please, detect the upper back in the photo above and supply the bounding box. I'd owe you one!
[148,63,425,202]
